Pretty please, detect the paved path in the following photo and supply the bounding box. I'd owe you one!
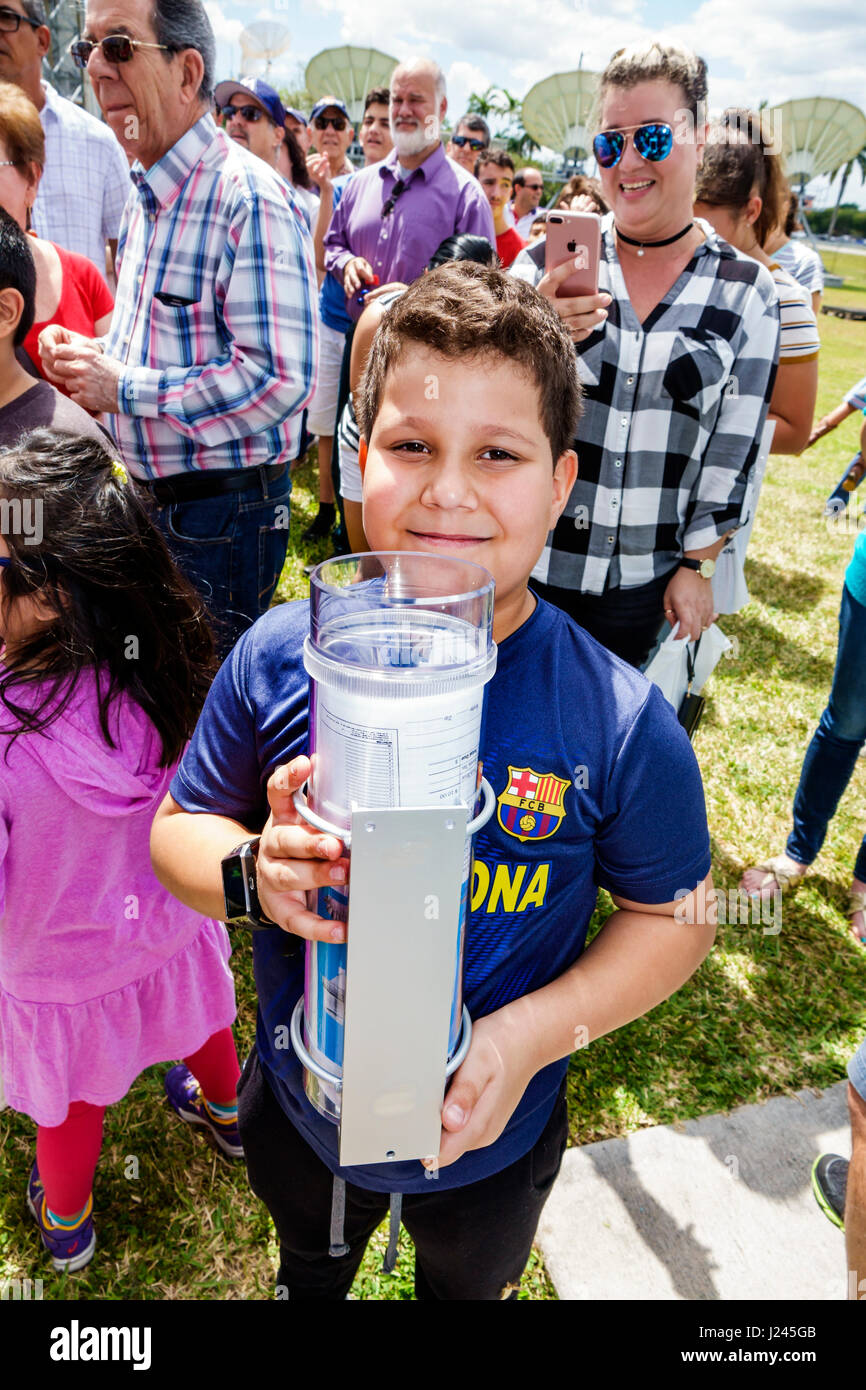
[537,1082,851,1300]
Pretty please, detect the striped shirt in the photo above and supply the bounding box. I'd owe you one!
[772,238,824,296]
[769,263,820,362]
[104,113,318,480]
[510,215,780,593]
[32,81,132,271]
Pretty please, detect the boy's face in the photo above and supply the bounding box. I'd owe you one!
[362,346,577,643]
[477,161,513,212]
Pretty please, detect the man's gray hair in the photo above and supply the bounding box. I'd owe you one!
[392,57,446,106]
[21,0,47,24]
[151,0,215,103]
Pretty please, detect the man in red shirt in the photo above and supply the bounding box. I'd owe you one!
[475,149,525,267]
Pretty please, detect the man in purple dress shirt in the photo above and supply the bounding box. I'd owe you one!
[323,58,495,320]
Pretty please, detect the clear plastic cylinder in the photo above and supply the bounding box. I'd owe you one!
[301,553,497,1121]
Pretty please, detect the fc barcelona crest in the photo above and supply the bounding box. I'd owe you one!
[497,766,569,842]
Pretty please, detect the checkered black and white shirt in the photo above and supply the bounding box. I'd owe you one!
[31,82,132,271]
[511,215,781,593]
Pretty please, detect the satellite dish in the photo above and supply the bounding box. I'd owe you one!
[769,97,866,184]
[521,70,600,161]
[305,45,398,124]
[239,21,292,77]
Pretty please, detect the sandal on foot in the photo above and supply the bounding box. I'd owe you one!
[848,889,866,946]
[744,854,808,895]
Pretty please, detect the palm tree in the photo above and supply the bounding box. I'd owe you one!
[828,147,866,238]
[467,86,539,160]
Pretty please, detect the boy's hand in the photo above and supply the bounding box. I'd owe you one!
[423,1009,536,1171]
[536,258,610,342]
[256,757,350,943]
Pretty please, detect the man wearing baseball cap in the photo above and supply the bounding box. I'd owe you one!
[308,96,354,185]
[214,76,286,170]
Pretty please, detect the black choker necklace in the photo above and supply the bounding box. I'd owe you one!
[616,222,694,257]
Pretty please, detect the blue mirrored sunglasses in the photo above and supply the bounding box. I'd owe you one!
[593,122,674,169]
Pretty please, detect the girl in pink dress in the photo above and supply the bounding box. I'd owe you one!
[0,429,242,1272]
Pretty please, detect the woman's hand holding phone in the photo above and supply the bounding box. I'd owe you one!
[538,258,611,342]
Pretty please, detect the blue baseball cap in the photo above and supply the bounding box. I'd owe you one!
[310,96,350,123]
[284,107,308,126]
[214,76,286,128]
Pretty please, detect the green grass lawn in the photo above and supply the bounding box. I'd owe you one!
[1,302,865,1303]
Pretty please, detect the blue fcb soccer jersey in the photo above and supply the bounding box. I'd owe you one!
[170,595,711,1193]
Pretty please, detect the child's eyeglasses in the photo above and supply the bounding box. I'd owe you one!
[70,35,176,68]
[451,135,486,151]
[220,104,265,123]
[314,115,347,131]
[592,122,674,169]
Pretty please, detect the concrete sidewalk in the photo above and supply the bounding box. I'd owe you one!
[537,1082,852,1300]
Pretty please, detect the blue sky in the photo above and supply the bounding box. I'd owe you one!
[203,0,866,208]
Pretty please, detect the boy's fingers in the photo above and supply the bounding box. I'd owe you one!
[266,895,347,944]
[267,757,312,821]
[262,822,345,862]
[259,849,349,895]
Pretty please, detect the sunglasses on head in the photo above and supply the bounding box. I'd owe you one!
[593,122,673,169]
[314,114,347,131]
[221,104,266,123]
[70,35,176,68]
[451,135,486,151]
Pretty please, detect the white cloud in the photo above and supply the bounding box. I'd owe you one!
[204,0,244,44]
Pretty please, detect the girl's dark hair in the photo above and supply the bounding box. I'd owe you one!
[284,124,311,189]
[694,110,788,249]
[426,234,499,270]
[0,429,217,765]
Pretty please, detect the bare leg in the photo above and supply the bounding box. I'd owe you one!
[318,437,335,505]
[342,499,367,555]
[846,1083,866,1299]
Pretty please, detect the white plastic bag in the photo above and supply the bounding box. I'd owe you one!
[644,621,733,712]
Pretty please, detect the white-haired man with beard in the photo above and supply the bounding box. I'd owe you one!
[323,57,494,319]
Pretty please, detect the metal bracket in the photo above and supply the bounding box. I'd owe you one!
[292,777,496,847]
[339,803,468,1167]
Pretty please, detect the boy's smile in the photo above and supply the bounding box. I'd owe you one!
[362,347,576,643]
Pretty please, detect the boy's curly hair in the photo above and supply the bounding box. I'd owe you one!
[356,262,582,463]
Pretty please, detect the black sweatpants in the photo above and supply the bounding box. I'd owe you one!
[237,1046,568,1301]
[531,571,672,668]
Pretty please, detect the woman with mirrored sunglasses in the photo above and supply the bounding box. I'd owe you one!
[511,40,780,668]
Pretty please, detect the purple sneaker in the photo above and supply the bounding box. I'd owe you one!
[26,1163,96,1273]
[164,1064,243,1159]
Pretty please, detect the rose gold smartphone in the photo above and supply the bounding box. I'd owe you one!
[544,210,601,297]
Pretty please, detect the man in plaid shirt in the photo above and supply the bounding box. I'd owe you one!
[39,0,317,655]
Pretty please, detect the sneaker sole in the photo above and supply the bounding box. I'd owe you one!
[169,1101,244,1160]
[810,1157,845,1231]
[26,1192,96,1272]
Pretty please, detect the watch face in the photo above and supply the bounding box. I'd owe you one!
[222,852,252,922]
[700,558,716,579]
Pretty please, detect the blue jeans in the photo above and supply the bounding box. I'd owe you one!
[153,467,291,658]
[787,583,866,881]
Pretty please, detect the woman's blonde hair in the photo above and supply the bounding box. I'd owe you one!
[597,41,708,123]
